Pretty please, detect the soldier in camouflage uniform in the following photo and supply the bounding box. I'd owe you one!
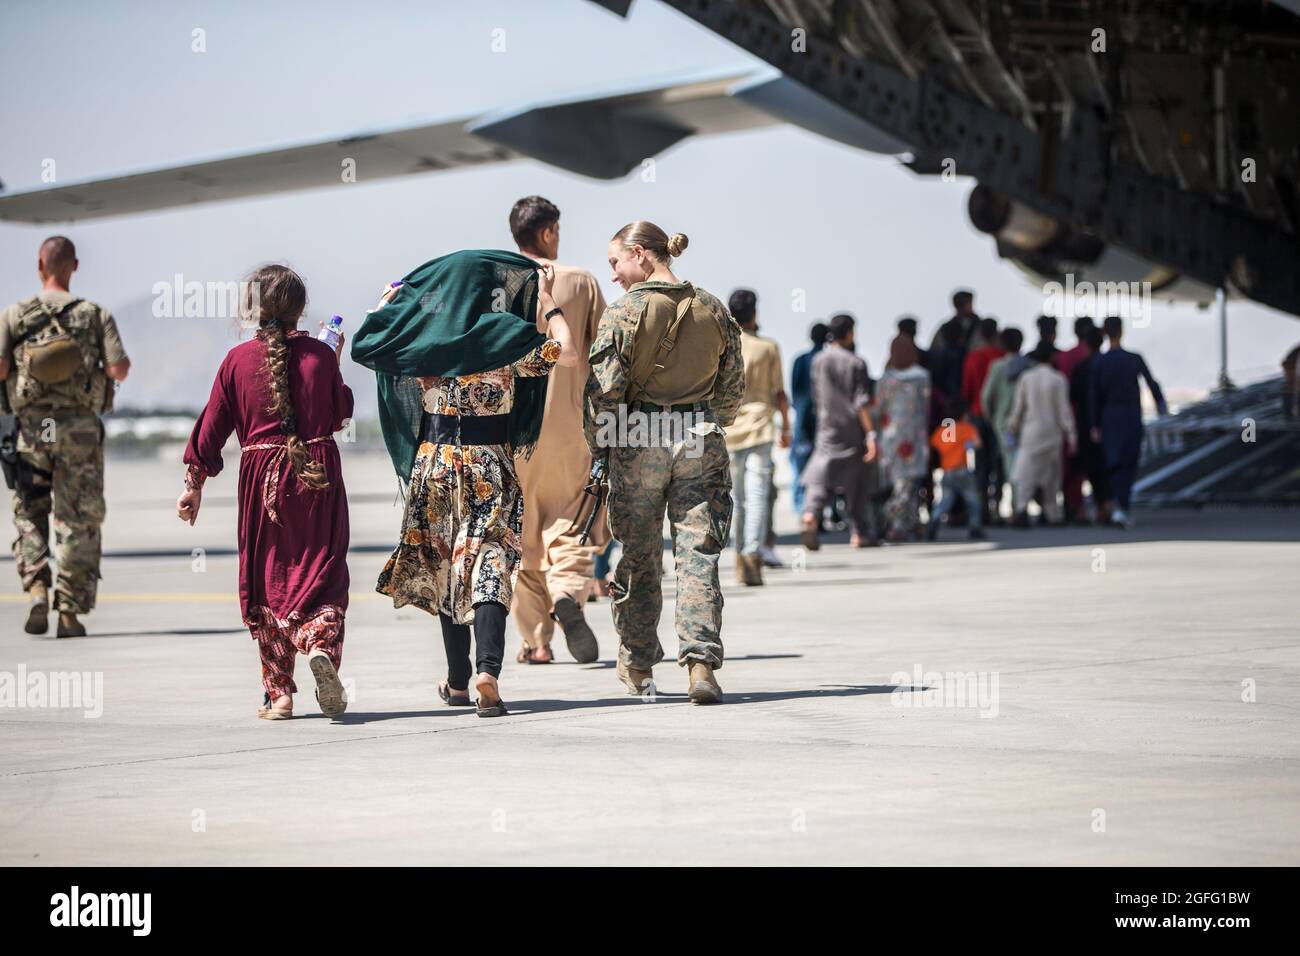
[0,237,130,637]
[584,222,744,703]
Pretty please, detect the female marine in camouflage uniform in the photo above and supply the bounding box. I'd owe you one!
[584,222,744,704]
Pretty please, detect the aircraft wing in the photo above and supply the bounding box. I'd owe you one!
[0,121,512,224]
[0,69,778,224]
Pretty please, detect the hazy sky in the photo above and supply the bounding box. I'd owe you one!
[2,0,1297,416]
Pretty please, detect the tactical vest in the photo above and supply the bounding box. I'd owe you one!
[6,296,113,414]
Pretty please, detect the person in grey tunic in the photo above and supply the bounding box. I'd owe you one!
[799,313,878,549]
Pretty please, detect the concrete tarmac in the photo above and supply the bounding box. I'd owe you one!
[1,449,1297,865]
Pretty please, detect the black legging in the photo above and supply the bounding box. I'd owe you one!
[439,601,507,689]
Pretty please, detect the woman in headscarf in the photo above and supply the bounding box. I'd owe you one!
[874,335,932,541]
[352,251,579,716]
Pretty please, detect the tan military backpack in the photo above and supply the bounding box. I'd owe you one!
[9,297,113,413]
[21,300,82,383]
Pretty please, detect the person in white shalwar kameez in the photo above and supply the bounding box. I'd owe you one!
[1006,345,1076,523]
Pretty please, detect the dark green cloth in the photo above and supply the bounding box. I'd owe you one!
[351,249,549,478]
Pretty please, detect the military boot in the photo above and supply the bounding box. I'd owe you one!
[57,612,86,638]
[25,582,49,635]
[616,658,654,696]
[687,662,723,704]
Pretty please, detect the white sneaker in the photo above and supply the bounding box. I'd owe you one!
[1111,509,1134,530]
[758,545,784,568]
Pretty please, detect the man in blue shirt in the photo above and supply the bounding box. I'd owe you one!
[1089,315,1167,528]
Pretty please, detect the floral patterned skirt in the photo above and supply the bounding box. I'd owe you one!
[377,439,524,625]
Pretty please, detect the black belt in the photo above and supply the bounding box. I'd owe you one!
[421,412,510,446]
[631,400,711,414]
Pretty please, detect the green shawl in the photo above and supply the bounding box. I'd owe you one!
[351,249,549,479]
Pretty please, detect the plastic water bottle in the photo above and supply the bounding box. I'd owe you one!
[319,314,343,350]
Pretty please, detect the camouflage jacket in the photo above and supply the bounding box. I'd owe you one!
[583,280,744,457]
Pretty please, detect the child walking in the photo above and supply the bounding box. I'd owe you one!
[177,264,354,720]
[927,400,986,541]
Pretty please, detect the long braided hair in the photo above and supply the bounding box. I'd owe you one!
[242,264,328,491]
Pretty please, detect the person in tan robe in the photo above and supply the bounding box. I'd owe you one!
[509,196,610,664]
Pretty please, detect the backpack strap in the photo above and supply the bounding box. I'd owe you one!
[91,302,106,366]
[626,284,695,405]
[12,296,83,347]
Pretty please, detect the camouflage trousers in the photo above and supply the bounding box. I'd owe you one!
[10,409,105,613]
[606,428,733,670]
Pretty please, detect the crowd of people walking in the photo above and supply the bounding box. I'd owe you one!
[3,213,1174,722]
[758,291,1170,557]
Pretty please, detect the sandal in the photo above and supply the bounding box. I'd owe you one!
[515,643,553,665]
[474,675,508,718]
[437,679,473,707]
[257,692,293,720]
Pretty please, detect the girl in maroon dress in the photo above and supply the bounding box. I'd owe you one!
[176,264,353,720]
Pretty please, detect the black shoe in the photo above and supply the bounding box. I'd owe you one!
[968,528,987,541]
[553,596,599,663]
[56,613,86,638]
[24,602,49,636]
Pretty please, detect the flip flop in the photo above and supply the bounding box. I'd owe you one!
[515,643,554,665]
[257,692,293,720]
[474,678,508,718]
[438,680,473,707]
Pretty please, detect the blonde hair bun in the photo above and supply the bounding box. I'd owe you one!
[666,233,689,257]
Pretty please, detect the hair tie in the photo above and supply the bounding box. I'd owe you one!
[280,416,297,435]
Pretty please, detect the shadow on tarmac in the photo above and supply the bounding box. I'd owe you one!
[29,627,247,640]
[270,682,922,723]
[771,508,1300,552]
[581,653,804,669]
